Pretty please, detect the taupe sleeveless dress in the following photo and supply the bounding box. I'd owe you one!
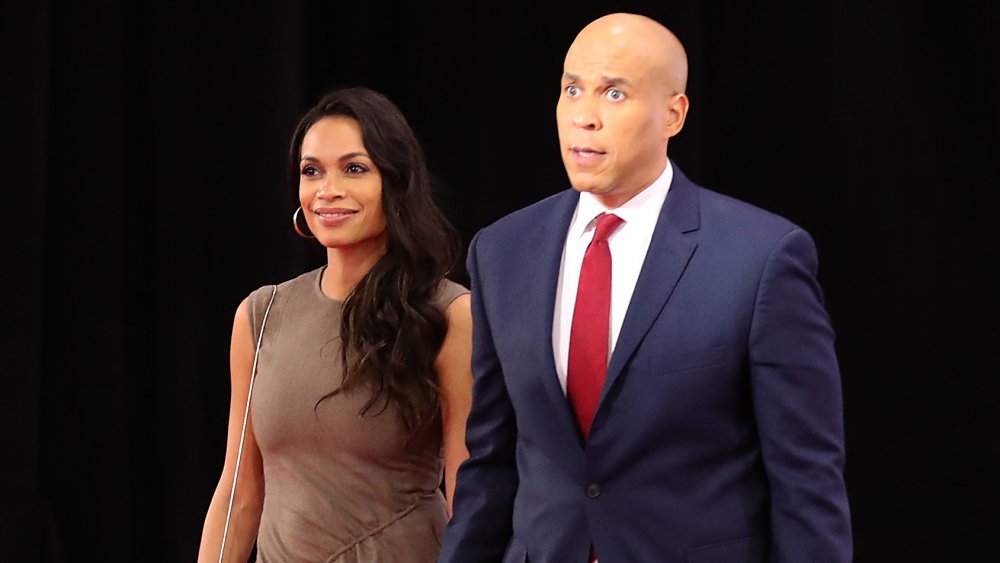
[245,267,468,562]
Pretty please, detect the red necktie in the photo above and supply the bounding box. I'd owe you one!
[567,212,624,441]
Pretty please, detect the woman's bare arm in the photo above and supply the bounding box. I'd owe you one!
[197,298,265,562]
[435,294,473,516]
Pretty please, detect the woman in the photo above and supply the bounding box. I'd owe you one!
[198,87,472,562]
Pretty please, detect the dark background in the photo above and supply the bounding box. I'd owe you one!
[4,1,998,561]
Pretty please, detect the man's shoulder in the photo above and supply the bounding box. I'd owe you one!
[664,165,814,260]
[694,183,803,238]
[477,189,576,241]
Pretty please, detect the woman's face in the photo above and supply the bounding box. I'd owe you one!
[298,116,387,254]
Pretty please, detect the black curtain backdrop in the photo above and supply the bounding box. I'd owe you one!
[5,1,998,561]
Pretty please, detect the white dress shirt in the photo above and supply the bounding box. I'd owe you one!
[552,161,674,394]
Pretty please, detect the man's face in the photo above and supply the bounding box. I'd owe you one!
[556,35,670,207]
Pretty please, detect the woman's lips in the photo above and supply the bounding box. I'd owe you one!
[313,207,357,227]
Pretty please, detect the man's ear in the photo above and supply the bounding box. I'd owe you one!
[663,93,690,139]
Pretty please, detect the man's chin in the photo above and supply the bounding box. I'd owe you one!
[567,174,607,194]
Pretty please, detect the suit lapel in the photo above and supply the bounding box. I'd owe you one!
[523,190,585,447]
[599,167,701,410]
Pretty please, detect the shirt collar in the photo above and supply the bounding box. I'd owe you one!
[569,160,674,240]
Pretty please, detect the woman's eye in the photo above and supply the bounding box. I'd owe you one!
[606,88,625,101]
[345,163,369,175]
[301,165,320,177]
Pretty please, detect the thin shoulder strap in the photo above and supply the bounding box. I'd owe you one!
[219,284,277,563]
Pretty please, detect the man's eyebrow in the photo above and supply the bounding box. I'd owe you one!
[601,75,632,87]
[561,73,632,87]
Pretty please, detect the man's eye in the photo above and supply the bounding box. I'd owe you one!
[606,88,625,101]
[565,85,581,97]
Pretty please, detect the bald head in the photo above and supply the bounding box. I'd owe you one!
[556,13,691,207]
[570,13,688,95]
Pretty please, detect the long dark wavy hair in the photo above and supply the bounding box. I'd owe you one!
[288,87,459,435]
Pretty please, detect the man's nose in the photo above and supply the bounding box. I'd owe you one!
[573,98,601,130]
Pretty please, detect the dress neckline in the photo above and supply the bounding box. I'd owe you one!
[312,266,346,306]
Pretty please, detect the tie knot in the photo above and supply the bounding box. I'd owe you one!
[592,213,624,243]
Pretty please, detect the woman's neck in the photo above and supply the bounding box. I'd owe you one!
[321,240,387,300]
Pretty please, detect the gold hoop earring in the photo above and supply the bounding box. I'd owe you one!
[293,206,315,239]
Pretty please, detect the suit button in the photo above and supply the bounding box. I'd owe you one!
[586,484,601,498]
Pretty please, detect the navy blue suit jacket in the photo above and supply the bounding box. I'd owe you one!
[440,166,852,562]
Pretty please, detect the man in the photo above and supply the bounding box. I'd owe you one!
[440,13,852,563]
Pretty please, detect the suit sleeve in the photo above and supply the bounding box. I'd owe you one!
[748,228,853,562]
[438,231,519,563]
